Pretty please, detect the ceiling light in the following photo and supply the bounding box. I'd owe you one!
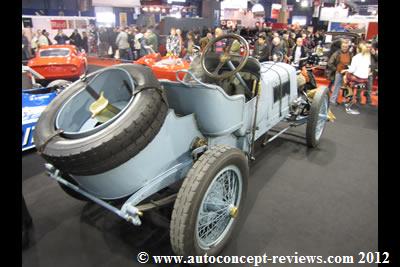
[301,0,309,8]
[251,3,264,13]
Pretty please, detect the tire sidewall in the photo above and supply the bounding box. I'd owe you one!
[34,64,166,175]
[182,148,248,257]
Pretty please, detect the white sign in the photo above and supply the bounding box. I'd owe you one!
[320,7,348,21]
[292,16,307,26]
[167,0,186,3]
[221,0,248,10]
[95,6,115,26]
[92,0,140,8]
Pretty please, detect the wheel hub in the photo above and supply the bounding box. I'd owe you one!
[229,206,238,218]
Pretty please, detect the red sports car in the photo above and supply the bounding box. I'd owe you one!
[28,45,88,81]
[134,53,190,81]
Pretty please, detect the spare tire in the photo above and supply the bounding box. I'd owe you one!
[34,64,168,176]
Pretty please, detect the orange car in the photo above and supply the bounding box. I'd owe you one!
[28,45,87,81]
[134,53,190,81]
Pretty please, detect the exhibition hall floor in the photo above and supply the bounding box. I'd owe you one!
[22,66,378,267]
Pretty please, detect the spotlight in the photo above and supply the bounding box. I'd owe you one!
[251,4,264,13]
[162,8,166,13]
[301,0,308,8]
[149,7,154,12]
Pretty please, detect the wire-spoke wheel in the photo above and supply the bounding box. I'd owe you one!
[196,165,242,250]
[170,145,248,259]
[306,87,330,148]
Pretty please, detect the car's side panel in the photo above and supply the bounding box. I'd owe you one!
[249,62,298,141]
[72,110,203,199]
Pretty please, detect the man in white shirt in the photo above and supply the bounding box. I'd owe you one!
[30,29,42,53]
[344,52,371,79]
[38,30,50,47]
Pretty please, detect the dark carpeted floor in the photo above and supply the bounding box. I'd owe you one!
[22,68,378,266]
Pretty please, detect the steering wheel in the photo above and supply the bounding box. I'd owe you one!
[201,33,250,80]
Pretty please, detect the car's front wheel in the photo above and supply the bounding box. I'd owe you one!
[306,86,330,147]
[170,145,248,259]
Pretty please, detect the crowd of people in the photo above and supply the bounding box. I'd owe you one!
[326,38,378,106]
[22,22,378,106]
[22,28,93,59]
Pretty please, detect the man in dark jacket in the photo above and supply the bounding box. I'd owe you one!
[270,37,286,62]
[54,29,69,44]
[289,37,307,68]
[98,27,109,57]
[81,31,89,52]
[69,29,82,49]
[144,28,158,53]
[327,39,352,105]
[22,30,31,60]
[252,34,270,62]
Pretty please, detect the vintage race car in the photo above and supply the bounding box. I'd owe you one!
[36,33,334,262]
[22,66,70,151]
[28,45,88,81]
